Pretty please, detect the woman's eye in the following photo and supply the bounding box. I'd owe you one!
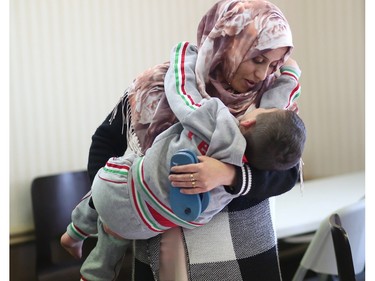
[269,64,277,71]
[253,57,264,64]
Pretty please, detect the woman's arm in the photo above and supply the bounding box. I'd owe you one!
[169,157,299,203]
[227,164,299,204]
[87,99,128,183]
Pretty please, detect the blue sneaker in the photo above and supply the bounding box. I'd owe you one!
[169,149,210,221]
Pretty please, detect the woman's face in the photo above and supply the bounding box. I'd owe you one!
[229,47,288,93]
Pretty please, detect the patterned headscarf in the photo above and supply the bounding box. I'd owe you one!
[195,0,293,115]
[118,0,293,155]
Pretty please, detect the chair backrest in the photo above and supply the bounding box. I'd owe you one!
[329,213,356,281]
[293,197,365,279]
[31,170,91,271]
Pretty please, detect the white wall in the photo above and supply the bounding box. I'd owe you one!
[10,0,365,235]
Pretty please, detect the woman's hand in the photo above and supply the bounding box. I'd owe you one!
[168,155,236,194]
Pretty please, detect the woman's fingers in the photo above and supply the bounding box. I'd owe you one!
[170,163,197,173]
[168,155,236,194]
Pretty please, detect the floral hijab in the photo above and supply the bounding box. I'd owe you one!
[195,0,293,115]
[115,0,293,155]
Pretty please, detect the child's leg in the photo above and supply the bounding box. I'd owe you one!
[80,219,131,281]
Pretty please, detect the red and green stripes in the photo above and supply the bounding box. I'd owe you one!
[68,223,90,241]
[173,41,201,110]
[280,66,301,109]
[280,66,300,81]
[132,157,203,231]
[130,178,167,233]
[103,159,129,176]
[99,158,130,184]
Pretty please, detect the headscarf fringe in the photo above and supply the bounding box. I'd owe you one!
[109,90,143,157]
[298,158,304,194]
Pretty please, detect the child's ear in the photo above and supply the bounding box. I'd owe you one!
[240,119,256,128]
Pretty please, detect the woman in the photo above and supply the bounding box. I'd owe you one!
[87,0,300,280]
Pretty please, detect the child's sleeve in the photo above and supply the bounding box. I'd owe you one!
[164,41,203,121]
[68,192,98,241]
[259,65,301,111]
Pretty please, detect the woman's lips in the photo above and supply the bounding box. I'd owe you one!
[245,79,256,89]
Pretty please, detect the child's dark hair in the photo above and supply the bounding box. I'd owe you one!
[243,110,306,171]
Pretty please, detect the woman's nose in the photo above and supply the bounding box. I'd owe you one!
[254,66,268,82]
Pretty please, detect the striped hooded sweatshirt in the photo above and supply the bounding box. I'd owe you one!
[78,42,301,241]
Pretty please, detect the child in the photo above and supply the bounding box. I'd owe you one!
[61,42,306,281]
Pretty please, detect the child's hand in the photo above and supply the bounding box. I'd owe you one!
[60,232,83,259]
[283,57,299,69]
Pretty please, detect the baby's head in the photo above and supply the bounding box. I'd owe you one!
[239,108,306,171]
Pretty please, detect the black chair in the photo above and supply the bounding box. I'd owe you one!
[31,170,94,281]
[329,213,356,281]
